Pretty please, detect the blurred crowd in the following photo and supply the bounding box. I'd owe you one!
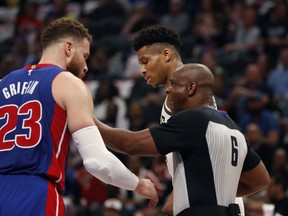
[0,0,288,215]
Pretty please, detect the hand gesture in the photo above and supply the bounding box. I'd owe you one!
[134,178,159,208]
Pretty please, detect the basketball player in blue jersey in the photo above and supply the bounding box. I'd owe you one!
[95,63,270,216]
[131,25,246,215]
[0,18,158,216]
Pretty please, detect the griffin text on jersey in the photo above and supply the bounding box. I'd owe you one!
[2,81,39,99]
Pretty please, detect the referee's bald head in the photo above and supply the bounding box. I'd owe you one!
[167,63,215,112]
[175,63,215,92]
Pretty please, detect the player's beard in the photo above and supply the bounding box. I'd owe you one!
[67,55,84,79]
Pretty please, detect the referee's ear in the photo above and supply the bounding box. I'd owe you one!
[188,82,197,97]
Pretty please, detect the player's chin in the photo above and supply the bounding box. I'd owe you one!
[149,82,158,88]
[152,81,164,88]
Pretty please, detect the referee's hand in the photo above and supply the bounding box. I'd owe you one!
[134,178,159,208]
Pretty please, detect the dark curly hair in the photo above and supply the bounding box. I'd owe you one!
[132,25,182,52]
[41,18,92,49]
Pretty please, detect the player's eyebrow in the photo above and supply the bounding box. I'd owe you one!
[139,56,145,62]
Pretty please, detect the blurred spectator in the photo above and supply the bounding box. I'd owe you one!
[43,0,69,24]
[87,46,111,80]
[127,76,161,104]
[103,198,123,216]
[123,51,141,80]
[223,7,262,75]
[94,80,128,129]
[87,45,125,80]
[159,0,190,36]
[133,206,160,216]
[200,51,228,110]
[244,123,275,173]
[250,0,274,27]
[227,63,272,123]
[267,47,288,111]
[255,52,272,82]
[126,101,147,131]
[102,101,119,127]
[223,0,246,44]
[24,40,42,65]
[245,193,269,216]
[238,95,280,146]
[76,166,110,210]
[189,13,225,62]
[0,3,18,44]
[193,0,229,27]
[84,0,128,50]
[14,0,42,45]
[270,148,288,178]
[266,173,288,216]
[0,36,30,75]
[121,1,158,41]
[261,0,288,68]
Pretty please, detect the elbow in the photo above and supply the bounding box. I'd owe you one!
[83,159,99,174]
[262,174,271,190]
[254,171,271,193]
[259,166,271,190]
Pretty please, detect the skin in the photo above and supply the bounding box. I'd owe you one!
[96,64,270,214]
[137,44,182,88]
[137,43,217,214]
[38,33,158,207]
[137,45,183,213]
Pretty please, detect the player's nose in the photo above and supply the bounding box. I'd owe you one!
[140,65,146,76]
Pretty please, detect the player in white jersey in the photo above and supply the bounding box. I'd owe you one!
[131,25,246,215]
[95,63,270,215]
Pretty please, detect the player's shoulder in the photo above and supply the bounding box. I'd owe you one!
[52,71,91,108]
[55,71,87,89]
[53,72,91,103]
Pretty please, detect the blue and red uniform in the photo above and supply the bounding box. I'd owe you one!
[0,64,71,216]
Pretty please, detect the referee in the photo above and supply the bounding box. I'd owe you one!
[95,63,270,216]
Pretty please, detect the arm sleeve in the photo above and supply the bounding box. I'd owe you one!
[72,126,139,191]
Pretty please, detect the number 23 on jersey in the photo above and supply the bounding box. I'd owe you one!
[0,100,42,151]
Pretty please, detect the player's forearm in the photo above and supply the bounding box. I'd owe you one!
[94,116,134,154]
[94,117,159,156]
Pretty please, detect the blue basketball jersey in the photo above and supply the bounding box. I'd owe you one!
[0,64,71,192]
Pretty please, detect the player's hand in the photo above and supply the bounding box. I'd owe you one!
[134,178,159,208]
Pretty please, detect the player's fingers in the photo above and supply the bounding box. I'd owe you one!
[148,197,158,208]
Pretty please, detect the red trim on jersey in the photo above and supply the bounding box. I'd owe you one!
[24,64,58,70]
[45,181,65,216]
[46,103,71,191]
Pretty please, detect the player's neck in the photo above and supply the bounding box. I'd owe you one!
[165,61,184,87]
[38,48,67,70]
